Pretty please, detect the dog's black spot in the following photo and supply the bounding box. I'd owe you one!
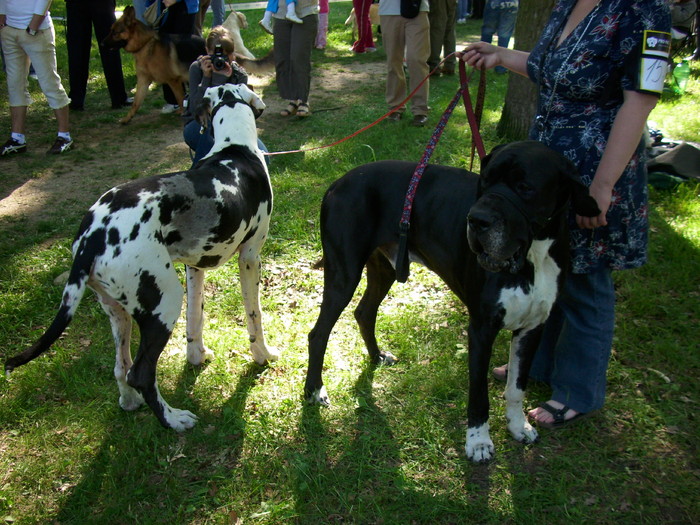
[68,227,108,286]
[102,215,112,226]
[155,230,165,244]
[241,226,258,245]
[195,255,222,268]
[135,271,163,312]
[129,224,140,241]
[141,208,153,223]
[159,194,192,225]
[74,210,95,241]
[113,246,122,258]
[164,231,183,245]
[165,262,171,269]
[203,245,213,251]
[119,293,128,303]
[108,227,120,246]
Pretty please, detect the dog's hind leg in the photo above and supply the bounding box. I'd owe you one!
[354,251,398,365]
[185,266,215,366]
[306,252,366,406]
[126,270,197,431]
[94,287,144,411]
[238,238,279,365]
[504,328,540,445]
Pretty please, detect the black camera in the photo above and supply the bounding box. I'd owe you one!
[210,44,228,71]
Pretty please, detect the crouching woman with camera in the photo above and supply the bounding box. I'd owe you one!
[183,26,269,167]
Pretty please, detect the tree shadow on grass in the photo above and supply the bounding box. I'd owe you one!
[292,363,494,523]
[51,360,263,523]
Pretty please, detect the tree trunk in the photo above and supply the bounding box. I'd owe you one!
[496,0,557,140]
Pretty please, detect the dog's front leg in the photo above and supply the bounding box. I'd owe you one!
[119,74,150,124]
[238,241,279,365]
[465,323,497,462]
[504,328,540,445]
[186,266,215,366]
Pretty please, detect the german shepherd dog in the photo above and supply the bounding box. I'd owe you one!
[104,6,274,124]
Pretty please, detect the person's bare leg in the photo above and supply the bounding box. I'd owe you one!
[55,105,70,133]
[10,106,28,135]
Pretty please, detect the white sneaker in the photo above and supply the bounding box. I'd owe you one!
[259,18,273,34]
[286,11,303,23]
[161,104,179,114]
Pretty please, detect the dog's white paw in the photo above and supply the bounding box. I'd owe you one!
[119,390,145,412]
[251,343,279,365]
[164,407,199,432]
[378,351,398,366]
[307,385,331,407]
[465,423,495,463]
[187,342,214,366]
[509,420,538,445]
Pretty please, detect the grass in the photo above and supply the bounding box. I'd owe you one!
[0,2,699,523]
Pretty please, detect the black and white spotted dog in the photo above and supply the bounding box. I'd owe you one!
[5,84,278,431]
[305,141,600,462]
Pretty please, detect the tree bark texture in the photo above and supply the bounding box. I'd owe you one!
[496,0,557,140]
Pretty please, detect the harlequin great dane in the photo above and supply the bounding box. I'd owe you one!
[5,84,278,431]
[305,141,600,462]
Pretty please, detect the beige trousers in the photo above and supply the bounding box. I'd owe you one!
[380,12,430,116]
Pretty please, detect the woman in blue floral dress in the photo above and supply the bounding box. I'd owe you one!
[460,0,671,428]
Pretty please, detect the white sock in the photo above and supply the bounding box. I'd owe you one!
[58,131,72,141]
[11,132,26,144]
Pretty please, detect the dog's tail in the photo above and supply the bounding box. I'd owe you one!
[237,49,275,76]
[5,232,96,375]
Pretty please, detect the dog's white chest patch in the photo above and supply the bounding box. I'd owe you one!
[499,239,560,331]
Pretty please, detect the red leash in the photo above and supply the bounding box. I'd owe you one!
[395,59,486,282]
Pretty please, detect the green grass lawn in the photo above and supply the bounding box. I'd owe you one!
[0,2,698,523]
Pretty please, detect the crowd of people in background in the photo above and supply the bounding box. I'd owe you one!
[0,0,501,158]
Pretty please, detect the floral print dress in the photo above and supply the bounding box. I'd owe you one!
[526,0,671,273]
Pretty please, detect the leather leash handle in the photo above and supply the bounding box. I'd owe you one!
[459,60,487,164]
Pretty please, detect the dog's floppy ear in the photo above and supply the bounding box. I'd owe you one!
[236,11,249,29]
[558,157,601,218]
[238,84,266,114]
[195,92,213,128]
[480,143,508,173]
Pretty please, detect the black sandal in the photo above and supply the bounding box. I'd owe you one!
[280,101,298,117]
[296,102,311,117]
[533,402,594,430]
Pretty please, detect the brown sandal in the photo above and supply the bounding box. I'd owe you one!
[280,101,298,117]
[296,102,311,117]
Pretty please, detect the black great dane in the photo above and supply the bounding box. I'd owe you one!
[305,141,600,462]
[5,84,278,431]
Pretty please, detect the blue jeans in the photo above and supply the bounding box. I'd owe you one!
[211,0,226,26]
[529,268,615,414]
[457,0,470,19]
[480,5,518,48]
[133,0,148,22]
[183,120,269,167]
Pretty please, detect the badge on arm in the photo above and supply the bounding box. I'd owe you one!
[639,30,671,94]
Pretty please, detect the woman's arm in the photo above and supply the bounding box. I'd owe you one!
[458,41,530,77]
[578,90,659,229]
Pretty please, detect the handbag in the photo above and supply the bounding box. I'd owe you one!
[143,2,167,28]
[400,0,421,18]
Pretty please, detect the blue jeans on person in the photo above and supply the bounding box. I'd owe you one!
[480,4,517,48]
[211,0,226,26]
[457,0,470,19]
[183,119,269,167]
[134,0,148,22]
[529,268,615,414]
